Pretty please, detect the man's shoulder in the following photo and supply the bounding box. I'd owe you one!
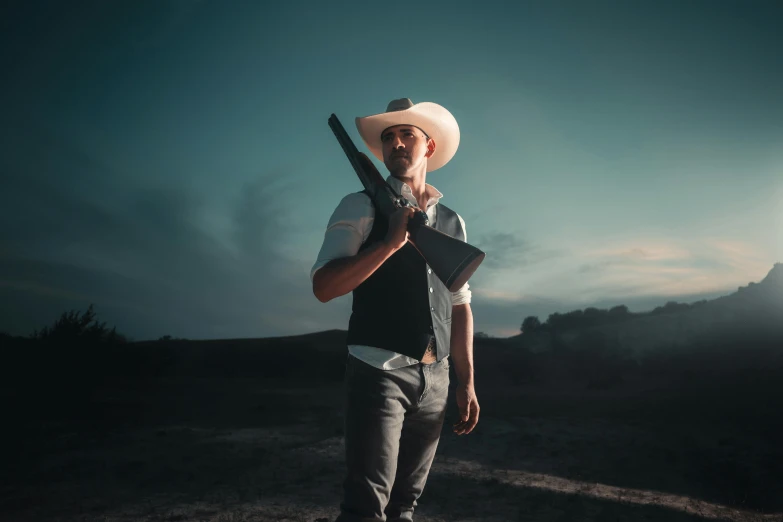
[435,202,467,239]
[328,190,375,223]
[336,190,373,209]
[436,201,461,220]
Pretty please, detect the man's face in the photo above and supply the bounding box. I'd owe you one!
[380,125,435,174]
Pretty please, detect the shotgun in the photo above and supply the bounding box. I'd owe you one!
[327,113,485,292]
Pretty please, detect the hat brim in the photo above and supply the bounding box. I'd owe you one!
[355,102,460,172]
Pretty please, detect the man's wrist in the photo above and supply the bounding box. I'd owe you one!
[457,378,475,389]
[381,238,400,254]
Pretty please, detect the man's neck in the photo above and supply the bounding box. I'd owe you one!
[391,171,429,209]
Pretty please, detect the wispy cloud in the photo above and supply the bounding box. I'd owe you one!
[472,232,562,271]
[584,243,696,263]
[0,119,319,340]
[521,236,774,304]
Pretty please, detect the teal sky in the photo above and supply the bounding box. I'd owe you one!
[1,0,781,339]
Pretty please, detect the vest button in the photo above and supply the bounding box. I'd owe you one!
[431,307,435,312]
[427,268,432,274]
[429,287,433,293]
[429,325,434,330]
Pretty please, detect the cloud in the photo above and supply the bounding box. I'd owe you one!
[587,244,695,262]
[523,236,775,304]
[0,118,320,340]
[578,261,614,274]
[472,232,561,271]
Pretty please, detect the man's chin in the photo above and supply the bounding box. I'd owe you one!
[386,157,408,169]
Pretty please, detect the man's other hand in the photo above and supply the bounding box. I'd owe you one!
[453,383,479,435]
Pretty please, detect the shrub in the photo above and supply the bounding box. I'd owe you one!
[30,304,128,345]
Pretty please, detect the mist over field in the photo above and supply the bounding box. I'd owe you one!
[2,264,781,521]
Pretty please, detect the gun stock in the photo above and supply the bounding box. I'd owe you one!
[328,113,485,292]
[408,224,486,291]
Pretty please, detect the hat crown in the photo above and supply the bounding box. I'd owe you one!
[386,98,414,112]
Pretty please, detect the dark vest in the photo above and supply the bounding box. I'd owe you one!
[345,190,464,361]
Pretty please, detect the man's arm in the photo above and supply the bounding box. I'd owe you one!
[450,214,474,389]
[451,297,479,435]
[313,241,397,302]
[450,303,474,388]
[312,196,414,303]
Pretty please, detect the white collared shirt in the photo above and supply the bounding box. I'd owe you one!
[311,174,471,369]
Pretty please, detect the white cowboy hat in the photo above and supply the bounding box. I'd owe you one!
[355,98,460,172]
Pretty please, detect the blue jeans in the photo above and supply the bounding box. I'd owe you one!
[336,354,450,522]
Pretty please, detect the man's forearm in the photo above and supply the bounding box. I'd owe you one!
[450,303,474,387]
[312,240,397,302]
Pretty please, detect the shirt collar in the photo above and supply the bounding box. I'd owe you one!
[385,174,444,211]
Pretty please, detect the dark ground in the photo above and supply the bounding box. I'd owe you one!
[1,330,782,521]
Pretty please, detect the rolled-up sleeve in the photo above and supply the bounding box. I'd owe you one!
[310,192,375,282]
[451,213,472,306]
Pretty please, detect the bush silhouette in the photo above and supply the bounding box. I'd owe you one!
[30,303,128,345]
[521,315,541,334]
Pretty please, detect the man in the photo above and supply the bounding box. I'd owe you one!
[311,98,479,522]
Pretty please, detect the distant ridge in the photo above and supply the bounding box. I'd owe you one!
[525,262,783,355]
[760,261,783,285]
[708,261,783,313]
[130,263,781,347]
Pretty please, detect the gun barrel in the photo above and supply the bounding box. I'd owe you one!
[329,114,381,197]
[329,113,403,217]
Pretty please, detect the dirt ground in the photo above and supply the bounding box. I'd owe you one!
[2,365,782,522]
